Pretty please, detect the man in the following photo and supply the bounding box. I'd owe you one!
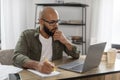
[13,7,79,74]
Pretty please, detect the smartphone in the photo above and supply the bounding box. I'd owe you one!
[9,73,21,80]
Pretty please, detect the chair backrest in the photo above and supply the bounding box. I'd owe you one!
[0,49,14,65]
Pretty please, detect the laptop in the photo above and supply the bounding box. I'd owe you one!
[58,42,106,73]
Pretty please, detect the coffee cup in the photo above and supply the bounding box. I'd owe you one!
[107,48,117,64]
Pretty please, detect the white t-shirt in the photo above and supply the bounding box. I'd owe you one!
[39,34,53,62]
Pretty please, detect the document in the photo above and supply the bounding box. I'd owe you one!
[28,69,60,77]
[0,65,22,80]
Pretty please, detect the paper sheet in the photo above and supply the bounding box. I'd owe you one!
[0,65,23,80]
[28,69,60,77]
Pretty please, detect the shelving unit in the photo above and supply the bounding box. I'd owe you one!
[34,3,88,54]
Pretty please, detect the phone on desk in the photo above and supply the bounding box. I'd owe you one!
[9,73,21,80]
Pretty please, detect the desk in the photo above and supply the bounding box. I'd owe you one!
[19,55,120,80]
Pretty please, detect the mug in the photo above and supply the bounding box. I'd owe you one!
[107,48,117,64]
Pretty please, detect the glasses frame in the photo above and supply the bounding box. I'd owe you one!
[42,18,60,26]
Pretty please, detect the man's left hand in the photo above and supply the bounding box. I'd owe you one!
[53,30,67,44]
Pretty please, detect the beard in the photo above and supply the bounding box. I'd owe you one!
[43,24,58,36]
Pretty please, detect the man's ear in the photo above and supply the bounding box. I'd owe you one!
[39,18,44,24]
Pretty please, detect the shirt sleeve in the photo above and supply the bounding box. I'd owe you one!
[13,31,31,67]
[64,44,80,59]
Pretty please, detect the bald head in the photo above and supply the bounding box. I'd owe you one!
[39,7,59,20]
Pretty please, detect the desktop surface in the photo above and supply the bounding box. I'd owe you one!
[19,55,120,80]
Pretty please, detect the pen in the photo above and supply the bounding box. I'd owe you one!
[44,58,56,71]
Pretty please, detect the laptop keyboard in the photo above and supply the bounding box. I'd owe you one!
[70,64,83,71]
[59,60,84,69]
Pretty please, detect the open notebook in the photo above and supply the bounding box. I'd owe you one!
[28,69,60,77]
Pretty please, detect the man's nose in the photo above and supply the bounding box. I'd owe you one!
[52,23,58,28]
[53,23,59,27]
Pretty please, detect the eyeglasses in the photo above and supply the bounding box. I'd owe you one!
[42,18,60,26]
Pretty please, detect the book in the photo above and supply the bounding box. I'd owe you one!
[28,69,60,77]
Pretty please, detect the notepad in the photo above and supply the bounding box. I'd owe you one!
[0,65,22,80]
[28,69,60,77]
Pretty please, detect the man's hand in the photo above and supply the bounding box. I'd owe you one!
[23,60,55,74]
[36,60,55,74]
[53,30,67,44]
[53,30,73,51]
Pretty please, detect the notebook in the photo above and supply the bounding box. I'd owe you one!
[58,42,106,73]
[28,69,60,77]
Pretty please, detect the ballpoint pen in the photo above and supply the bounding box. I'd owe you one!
[44,58,56,71]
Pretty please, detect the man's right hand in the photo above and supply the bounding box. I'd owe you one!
[23,60,55,74]
[36,60,55,74]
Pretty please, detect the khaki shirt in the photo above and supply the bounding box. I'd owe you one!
[13,27,79,67]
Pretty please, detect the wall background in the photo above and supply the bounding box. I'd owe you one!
[1,0,93,53]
